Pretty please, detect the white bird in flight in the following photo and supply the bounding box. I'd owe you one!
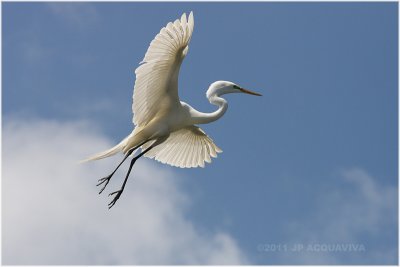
[83,12,262,208]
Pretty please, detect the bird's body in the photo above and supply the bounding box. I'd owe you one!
[83,12,261,208]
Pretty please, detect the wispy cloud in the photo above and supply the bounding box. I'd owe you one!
[274,168,397,264]
[47,3,99,29]
[2,117,249,265]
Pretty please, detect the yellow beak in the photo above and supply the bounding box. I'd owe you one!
[239,88,262,96]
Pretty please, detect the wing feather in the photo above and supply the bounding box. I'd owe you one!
[197,134,204,167]
[186,129,196,168]
[142,126,222,168]
[132,12,194,126]
[179,130,192,167]
[203,138,212,163]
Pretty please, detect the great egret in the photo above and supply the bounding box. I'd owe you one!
[83,12,262,208]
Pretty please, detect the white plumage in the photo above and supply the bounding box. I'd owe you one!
[82,12,261,208]
[142,126,222,168]
[133,12,194,127]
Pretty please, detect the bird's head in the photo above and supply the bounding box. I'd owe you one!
[206,81,262,99]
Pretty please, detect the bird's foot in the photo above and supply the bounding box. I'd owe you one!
[108,189,123,209]
[97,174,112,194]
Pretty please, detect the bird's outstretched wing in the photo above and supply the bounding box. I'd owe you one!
[132,12,194,127]
[142,126,222,168]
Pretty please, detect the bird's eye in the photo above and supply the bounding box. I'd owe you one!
[233,85,241,90]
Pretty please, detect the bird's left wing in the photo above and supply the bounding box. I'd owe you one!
[142,126,222,168]
[132,12,194,127]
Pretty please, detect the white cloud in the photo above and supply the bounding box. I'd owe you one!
[2,117,248,265]
[278,168,397,264]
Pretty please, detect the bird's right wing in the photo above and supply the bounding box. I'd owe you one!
[132,12,194,127]
[142,126,222,168]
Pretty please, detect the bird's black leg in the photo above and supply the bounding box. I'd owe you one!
[97,141,149,194]
[107,143,157,209]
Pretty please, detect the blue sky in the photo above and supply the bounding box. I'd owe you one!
[3,2,398,265]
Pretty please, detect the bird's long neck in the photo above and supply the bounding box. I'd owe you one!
[191,94,228,125]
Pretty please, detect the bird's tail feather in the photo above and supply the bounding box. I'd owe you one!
[79,137,128,163]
